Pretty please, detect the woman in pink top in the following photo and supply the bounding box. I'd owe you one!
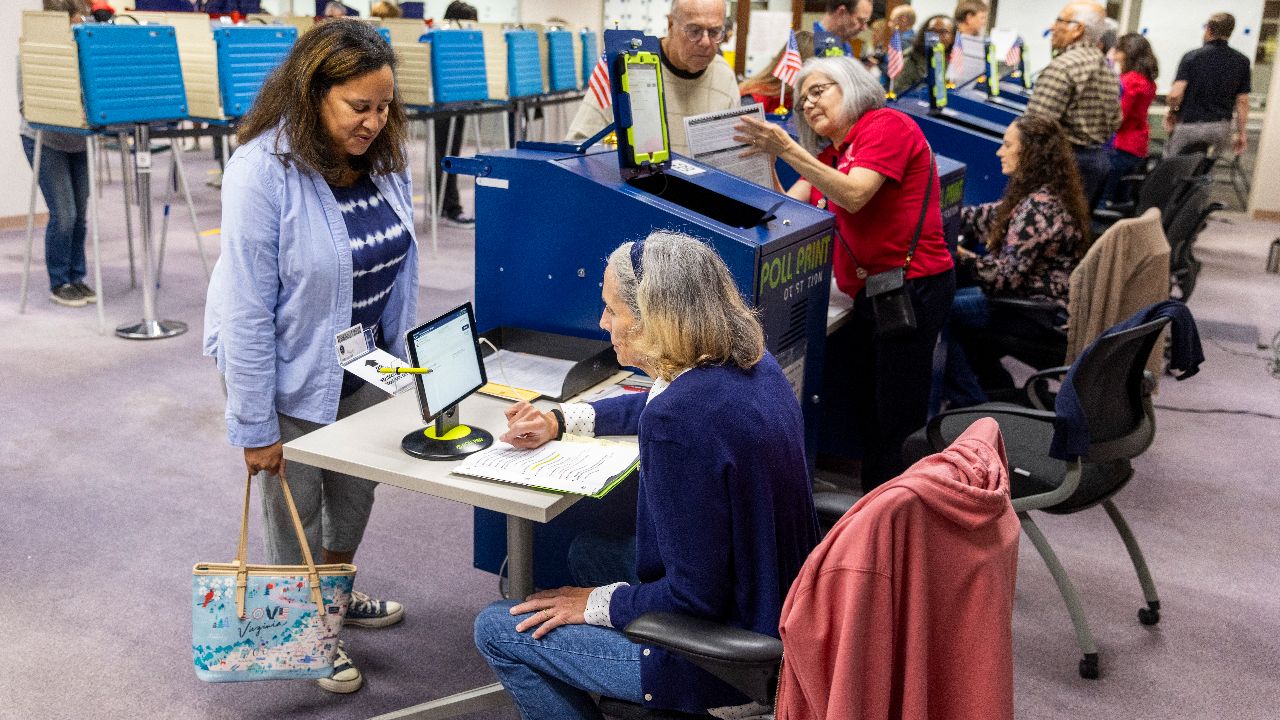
[1102,33,1158,204]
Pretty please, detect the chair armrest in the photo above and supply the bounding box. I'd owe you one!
[623,612,782,704]
[1023,364,1071,410]
[1092,207,1128,224]
[813,490,859,530]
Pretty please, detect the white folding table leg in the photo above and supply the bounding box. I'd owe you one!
[19,130,43,313]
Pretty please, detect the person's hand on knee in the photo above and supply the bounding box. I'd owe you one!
[511,587,592,639]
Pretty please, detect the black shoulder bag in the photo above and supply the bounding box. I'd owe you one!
[832,150,936,339]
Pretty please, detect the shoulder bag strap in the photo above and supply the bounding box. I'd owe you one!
[235,469,327,619]
[903,150,937,271]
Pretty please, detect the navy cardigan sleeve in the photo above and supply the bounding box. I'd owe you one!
[589,391,648,436]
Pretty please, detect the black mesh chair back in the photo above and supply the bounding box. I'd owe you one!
[1069,317,1167,462]
[1138,153,1206,216]
[1165,185,1220,300]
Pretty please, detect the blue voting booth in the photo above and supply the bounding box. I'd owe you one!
[454,29,837,589]
[74,23,188,125]
[545,29,578,92]
[505,29,544,98]
[213,25,296,118]
[430,28,488,103]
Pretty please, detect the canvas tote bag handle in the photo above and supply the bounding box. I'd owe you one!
[234,470,326,619]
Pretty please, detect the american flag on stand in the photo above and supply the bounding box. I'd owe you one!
[771,30,803,87]
[948,40,966,83]
[886,30,904,80]
[588,55,612,108]
[1005,37,1022,68]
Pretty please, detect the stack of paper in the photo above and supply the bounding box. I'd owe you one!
[452,441,639,497]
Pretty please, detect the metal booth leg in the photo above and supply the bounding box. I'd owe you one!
[117,132,138,289]
[426,116,439,255]
[170,142,210,277]
[19,130,43,313]
[115,123,187,340]
[87,134,106,334]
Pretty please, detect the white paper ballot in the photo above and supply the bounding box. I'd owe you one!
[682,104,775,188]
[335,323,414,396]
[453,440,639,497]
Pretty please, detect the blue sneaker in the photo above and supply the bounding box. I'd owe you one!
[345,590,404,629]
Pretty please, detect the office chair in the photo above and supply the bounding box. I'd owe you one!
[597,614,782,720]
[1164,184,1223,302]
[825,315,1179,679]
[1093,152,1206,233]
[950,210,1167,396]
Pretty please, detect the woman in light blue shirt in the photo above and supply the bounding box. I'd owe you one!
[202,19,417,694]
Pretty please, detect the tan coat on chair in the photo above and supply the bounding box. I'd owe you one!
[1066,208,1170,377]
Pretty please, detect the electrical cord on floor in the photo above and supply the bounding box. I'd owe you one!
[1207,337,1271,361]
[1153,404,1280,421]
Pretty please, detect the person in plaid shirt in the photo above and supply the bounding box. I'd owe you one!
[1026,2,1120,208]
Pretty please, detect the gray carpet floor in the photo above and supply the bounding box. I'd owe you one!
[1,135,1278,720]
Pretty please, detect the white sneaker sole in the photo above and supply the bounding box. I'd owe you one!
[49,294,88,307]
[316,672,363,694]
[344,605,405,629]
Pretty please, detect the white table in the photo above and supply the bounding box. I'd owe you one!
[283,372,629,720]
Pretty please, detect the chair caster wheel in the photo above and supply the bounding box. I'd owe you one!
[1079,654,1100,680]
[1138,604,1160,625]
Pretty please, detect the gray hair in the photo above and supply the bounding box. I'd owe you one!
[1098,17,1119,52]
[1071,4,1107,45]
[606,232,764,380]
[792,56,885,155]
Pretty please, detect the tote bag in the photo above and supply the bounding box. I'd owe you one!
[192,471,356,682]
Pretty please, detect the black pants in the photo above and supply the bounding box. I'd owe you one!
[1074,145,1111,209]
[844,269,955,491]
[433,116,466,217]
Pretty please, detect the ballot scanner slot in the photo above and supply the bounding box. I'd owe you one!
[627,172,770,229]
[479,327,620,402]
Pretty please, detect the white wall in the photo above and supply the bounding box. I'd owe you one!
[1137,0,1266,95]
[3,0,47,221]
[1249,50,1280,215]
[521,0,602,31]
[993,1,1057,78]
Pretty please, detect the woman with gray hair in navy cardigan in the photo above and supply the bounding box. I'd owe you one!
[474,232,820,719]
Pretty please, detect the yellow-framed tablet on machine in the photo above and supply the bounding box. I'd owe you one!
[619,51,670,166]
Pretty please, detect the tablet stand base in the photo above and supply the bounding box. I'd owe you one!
[402,423,494,460]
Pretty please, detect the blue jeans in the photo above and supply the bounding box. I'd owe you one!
[1074,145,1111,209]
[1102,148,1144,205]
[474,600,644,720]
[941,286,992,408]
[22,135,90,290]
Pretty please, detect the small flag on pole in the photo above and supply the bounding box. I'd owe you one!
[588,55,612,108]
[771,30,803,87]
[948,40,965,84]
[1005,37,1022,68]
[886,30,904,80]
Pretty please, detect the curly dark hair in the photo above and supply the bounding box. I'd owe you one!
[237,19,407,184]
[986,115,1092,254]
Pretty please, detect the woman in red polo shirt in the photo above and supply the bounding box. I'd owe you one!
[735,56,954,491]
[1102,33,1158,204]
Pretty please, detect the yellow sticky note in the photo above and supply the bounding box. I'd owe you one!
[478,383,541,403]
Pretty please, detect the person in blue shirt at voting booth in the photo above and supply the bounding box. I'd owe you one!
[202,19,416,694]
[474,232,820,719]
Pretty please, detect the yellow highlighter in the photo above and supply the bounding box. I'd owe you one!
[379,367,431,374]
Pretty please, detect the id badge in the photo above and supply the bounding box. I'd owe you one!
[865,266,905,297]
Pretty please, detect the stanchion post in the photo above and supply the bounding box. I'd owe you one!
[115,123,187,340]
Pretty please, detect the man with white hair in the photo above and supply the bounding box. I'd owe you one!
[1026,1,1120,206]
[566,0,738,156]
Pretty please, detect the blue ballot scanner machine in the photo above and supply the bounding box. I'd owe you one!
[944,41,1026,123]
[896,37,1006,205]
[213,25,296,118]
[74,23,188,125]
[453,29,838,589]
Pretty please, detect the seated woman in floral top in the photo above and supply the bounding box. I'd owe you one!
[943,114,1092,407]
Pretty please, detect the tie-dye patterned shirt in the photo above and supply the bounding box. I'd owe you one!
[330,174,412,394]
